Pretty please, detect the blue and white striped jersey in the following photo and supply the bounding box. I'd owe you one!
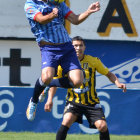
[24,0,72,43]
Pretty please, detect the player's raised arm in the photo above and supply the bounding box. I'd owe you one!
[67,2,100,25]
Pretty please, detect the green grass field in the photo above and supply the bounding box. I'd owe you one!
[0,132,140,140]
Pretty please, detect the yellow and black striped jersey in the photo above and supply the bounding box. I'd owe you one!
[56,55,109,106]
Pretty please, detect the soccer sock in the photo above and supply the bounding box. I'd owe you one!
[32,77,74,103]
[32,77,46,103]
[99,129,110,140]
[49,77,75,88]
[56,125,69,140]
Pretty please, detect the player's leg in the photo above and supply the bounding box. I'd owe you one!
[94,120,110,140]
[39,72,84,103]
[39,75,75,102]
[85,106,110,140]
[56,112,77,140]
[26,67,55,121]
[39,66,84,103]
[45,58,84,89]
[26,45,57,121]
[56,102,80,140]
[32,67,55,103]
[47,69,83,88]
[39,68,84,102]
[60,42,84,88]
[40,41,83,90]
[68,69,84,88]
[39,42,84,102]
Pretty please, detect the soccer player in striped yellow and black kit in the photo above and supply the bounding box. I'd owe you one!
[43,36,127,140]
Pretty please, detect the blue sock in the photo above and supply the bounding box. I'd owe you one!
[49,77,74,88]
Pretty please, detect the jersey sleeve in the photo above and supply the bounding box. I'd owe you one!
[95,58,109,75]
[61,2,72,19]
[24,0,41,20]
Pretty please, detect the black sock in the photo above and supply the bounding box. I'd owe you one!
[32,77,74,103]
[100,129,110,140]
[32,78,46,103]
[56,125,69,140]
[49,77,74,88]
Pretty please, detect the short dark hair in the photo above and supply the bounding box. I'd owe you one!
[72,36,85,44]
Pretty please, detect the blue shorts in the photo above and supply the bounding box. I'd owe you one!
[40,42,82,74]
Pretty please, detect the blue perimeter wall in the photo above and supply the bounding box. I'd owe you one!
[0,87,140,135]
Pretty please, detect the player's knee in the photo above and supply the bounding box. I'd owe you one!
[41,75,53,85]
[95,120,108,132]
[41,67,55,84]
[69,70,84,87]
[62,118,72,128]
[72,78,84,88]
[62,113,76,127]
[98,124,108,132]
[73,81,83,88]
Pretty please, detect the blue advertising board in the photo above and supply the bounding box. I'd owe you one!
[84,40,140,89]
[0,87,140,135]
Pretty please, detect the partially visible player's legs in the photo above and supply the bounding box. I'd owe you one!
[68,69,84,88]
[32,67,55,103]
[48,69,84,88]
[39,76,75,102]
[39,69,84,102]
[56,112,77,140]
[26,67,55,121]
[27,67,83,120]
[56,125,69,140]
[27,42,84,120]
[94,120,110,140]
[85,106,110,140]
[39,48,84,103]
[57,41,84,88]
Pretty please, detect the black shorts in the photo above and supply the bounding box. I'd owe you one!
[64,101,106,128]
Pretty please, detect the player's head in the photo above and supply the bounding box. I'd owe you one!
[48,0,64,5]
[72,36,86,60]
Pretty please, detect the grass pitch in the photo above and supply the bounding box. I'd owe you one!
[0,132,140,140]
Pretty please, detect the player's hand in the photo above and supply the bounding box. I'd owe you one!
[52,8,58,17]
[117,83,127,92]
[88,2,100,13]
[44,101,53,112]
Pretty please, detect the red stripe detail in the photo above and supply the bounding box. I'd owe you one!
[33,12,42,21]
[26,6,32,12]
[64,11,73,19]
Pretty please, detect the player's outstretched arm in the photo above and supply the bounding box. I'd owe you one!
[106,72,127,92]
[67,1,100,25]
[44,87,57,112]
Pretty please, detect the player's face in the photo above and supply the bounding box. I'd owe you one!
[72,40,85,60]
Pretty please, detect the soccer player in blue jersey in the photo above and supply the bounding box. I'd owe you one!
[24,0,100,121]
[44,36,127,140]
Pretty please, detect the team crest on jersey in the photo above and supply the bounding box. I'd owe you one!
[83,63,88,69]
